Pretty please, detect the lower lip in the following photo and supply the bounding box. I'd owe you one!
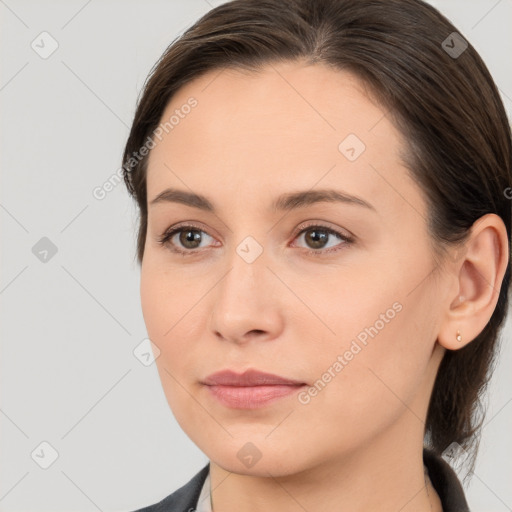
[205,384,306,409]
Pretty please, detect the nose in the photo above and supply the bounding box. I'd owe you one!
[208,243,285,345]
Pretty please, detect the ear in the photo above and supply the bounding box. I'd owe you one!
[437,213,509,350]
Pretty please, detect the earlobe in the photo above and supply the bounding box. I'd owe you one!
[437,213,509,351]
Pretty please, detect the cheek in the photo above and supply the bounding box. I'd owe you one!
[140,258,195,338]
[140,269,168,341]
[140,268,202,423]
[140,265,191,380]
[140,261,207,377]
[287,305,431,462]
[294,260,436,429]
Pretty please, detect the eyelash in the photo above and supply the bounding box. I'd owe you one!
[157,222,354,257]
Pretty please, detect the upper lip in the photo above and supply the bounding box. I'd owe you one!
[202,369,305,386]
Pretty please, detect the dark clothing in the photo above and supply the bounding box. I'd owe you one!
[132,448,470,512]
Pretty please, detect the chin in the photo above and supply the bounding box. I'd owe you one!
[201,436,311,477]
[211,453,303,477]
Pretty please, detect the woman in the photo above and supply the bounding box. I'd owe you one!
[122,0,511,510]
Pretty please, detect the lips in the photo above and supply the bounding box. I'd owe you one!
[202,368,306,386]
[201,369,307,409]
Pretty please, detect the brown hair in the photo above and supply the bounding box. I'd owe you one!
[121,0,511,477]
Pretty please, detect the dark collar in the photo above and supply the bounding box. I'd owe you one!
[133,448,470,511]
[423,448,470,511]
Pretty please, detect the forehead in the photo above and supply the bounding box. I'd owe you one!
[151,61,386,153]
[146,60,424,221]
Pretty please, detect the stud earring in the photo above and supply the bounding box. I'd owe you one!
[456,330,462,342]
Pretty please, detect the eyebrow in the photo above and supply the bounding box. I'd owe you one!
[149,187,376,213]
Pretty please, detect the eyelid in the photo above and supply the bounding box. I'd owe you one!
[292,220,354,241]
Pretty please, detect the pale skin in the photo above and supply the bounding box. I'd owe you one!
[140,60,509,512]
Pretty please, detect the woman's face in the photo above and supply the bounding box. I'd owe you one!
[140,61,449,475]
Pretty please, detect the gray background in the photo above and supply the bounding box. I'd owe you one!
[0,0,511,510]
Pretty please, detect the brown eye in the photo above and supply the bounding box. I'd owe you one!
[293,224,354,255]
[303,228,330,249]
[178,229,203,249]
[158,225,216,254]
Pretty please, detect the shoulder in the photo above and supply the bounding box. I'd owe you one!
[423,448,471,512]
[129,463,210,512]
